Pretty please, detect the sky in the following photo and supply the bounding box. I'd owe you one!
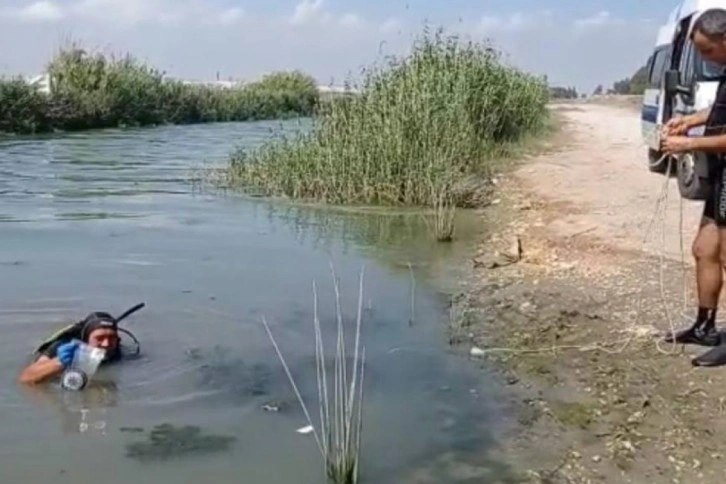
[0,0,678,93]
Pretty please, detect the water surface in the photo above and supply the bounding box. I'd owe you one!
[0,121,513,483]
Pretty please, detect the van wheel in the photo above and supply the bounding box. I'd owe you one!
[677,152,711,201]
[648,149,673,174]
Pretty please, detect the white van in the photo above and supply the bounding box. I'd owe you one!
[641,0,726,200]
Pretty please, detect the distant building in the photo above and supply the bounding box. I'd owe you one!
[25,73,50,93]
[317,85,360,95]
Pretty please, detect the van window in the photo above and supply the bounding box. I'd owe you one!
[697,53,724,80]
[649,45,671,88]
[644,54,655,81]
[703,61,722,78]
[679,42,696,86]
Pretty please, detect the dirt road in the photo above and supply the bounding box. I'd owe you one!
[458,101,726,483]
[519,103,703,264]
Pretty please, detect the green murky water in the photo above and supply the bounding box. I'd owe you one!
[0,121,514,483]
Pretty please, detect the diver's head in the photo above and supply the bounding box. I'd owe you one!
[692,9,726,65]
[81,312,120,358]
[87,326,119,350]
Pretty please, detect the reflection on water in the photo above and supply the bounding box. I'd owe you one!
[0,121,513,483]
[22,380,118,436]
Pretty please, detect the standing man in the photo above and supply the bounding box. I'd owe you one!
[662,8,726,366]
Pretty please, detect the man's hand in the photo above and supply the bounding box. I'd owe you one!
[661,135,694,154]
[662,115,690,136]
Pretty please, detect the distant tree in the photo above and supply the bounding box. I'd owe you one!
[628,64,649,94]
[593,84,604,95]
[549,85,579,99]
[610,63,649,95]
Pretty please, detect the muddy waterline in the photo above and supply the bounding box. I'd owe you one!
[0,121,513,483]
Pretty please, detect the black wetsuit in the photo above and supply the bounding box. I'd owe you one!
[702,70,726,225]
[38,340,67,360]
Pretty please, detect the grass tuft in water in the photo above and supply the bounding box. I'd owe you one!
[226,27,549,222]
[262,264,367,484]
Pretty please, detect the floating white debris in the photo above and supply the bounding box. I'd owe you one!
[470,347,485,357]
[296,425,314,435]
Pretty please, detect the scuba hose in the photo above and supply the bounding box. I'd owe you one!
[115,302,146,325]
[112,302,145,358]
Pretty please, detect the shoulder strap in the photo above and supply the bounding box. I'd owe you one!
[33,322,83,355]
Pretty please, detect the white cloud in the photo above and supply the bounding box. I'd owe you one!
[218,7,245,26]
[2,1,64,22]
[573,10,625,32]
[290,0,326,26]
[478,15,501,32]
[339,13,363,29]
[288,1,364,31]
[71,0,163,24]
[477,11,553,33]
[380,18,402,34]
[0,0,245,27]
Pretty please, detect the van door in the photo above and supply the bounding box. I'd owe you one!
[641,45,671,150]
[663,15,693,123]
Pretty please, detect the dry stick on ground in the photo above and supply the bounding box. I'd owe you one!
[262,265,367,484]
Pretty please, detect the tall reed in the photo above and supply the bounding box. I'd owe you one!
[226,28,549,212]
[261,265,366,484]
[0,42,320,134]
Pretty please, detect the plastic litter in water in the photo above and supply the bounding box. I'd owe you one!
[296,425,314,435]
[61,342,106,391]
[470,347,485,357]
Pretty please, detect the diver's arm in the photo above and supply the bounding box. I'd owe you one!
[17,355,65,385]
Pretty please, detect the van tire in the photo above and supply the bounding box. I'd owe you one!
[677,152,711,201]
[648,149,672,175]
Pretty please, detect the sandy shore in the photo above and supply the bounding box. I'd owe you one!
[453,99,726,483]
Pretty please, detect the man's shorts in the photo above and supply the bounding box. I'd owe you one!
[703,162,726,226]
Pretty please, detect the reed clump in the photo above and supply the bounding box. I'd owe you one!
[0,43,319,134]
[262,265,366,484]
[226,28,550,232]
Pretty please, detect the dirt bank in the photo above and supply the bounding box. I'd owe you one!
[456,101,726,483]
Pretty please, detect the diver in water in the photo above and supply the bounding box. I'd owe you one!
[662,9,726,366]
[17,303,144,385]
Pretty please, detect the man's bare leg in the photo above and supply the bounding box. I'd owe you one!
[665,216,721,346]
[696,219,722,309]
[690,225,726,366]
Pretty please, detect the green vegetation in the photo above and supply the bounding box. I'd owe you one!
[592,63,648,96]
[0,43,319,134]
[611,64,649,95]
[225,28,550,240]
[549,86,579,99]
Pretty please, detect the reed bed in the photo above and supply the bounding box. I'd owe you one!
[226,29,550,231]
[0,43,319,134]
